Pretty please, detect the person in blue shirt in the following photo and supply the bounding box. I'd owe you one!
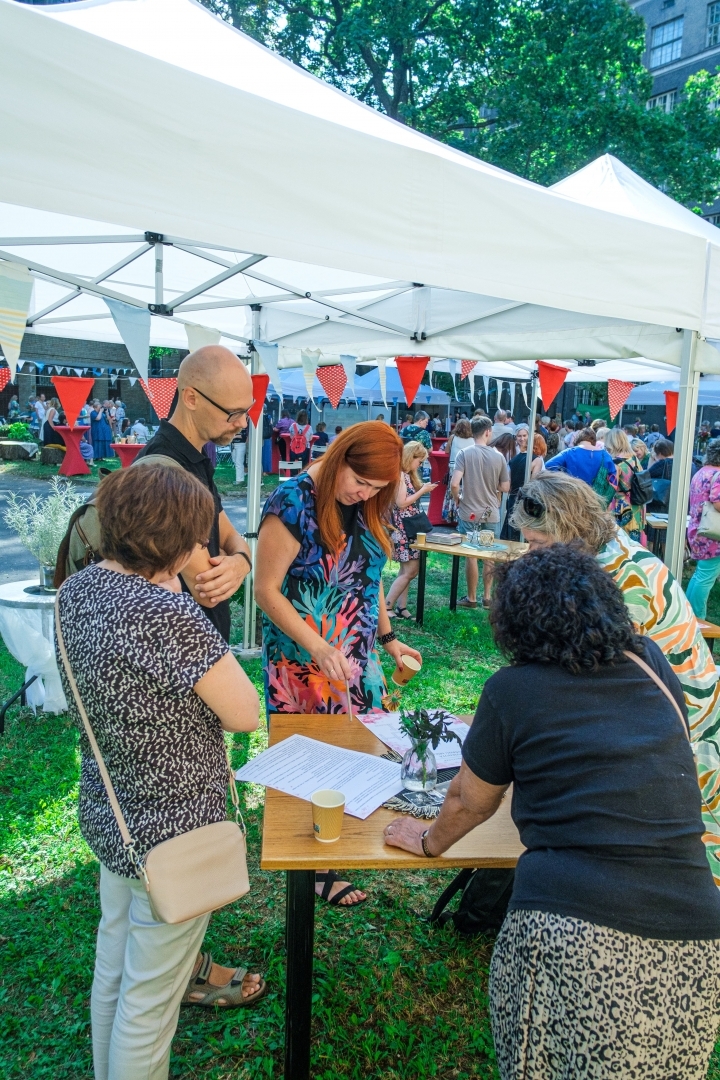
[545,426,616,488]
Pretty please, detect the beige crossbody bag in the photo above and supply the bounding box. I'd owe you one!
[55,597,250,924]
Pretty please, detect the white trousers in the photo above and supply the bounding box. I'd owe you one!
[232,441,246,483]
[91,864,210,1080]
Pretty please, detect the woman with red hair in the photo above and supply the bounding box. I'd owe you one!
[256,421,421,905]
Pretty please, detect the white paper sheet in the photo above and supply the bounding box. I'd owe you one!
[359,710,468,768]
[234,734,402,819]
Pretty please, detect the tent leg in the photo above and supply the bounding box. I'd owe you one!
[523,371,539,488]
[242,305,263,655]
[665,330,699,580]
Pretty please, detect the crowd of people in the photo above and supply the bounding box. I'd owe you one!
[50,359,720,1079]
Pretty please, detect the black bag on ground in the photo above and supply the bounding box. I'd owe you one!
[429,868,515,936]
[403,511,433,543]
[630,468,654,506]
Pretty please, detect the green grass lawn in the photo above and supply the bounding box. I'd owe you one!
[1,553,720,1078]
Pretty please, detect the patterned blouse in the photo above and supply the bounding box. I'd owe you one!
[688,466,720,561]
[608,454,646,538]
[597,530,720,882]
[261,474,388,715]
[56,564,229,877]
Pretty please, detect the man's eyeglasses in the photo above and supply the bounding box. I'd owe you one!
[519,490,545,519]
[191,386,254,422]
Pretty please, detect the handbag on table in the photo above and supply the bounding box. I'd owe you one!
[55,598,250,924]
[404,510,434,543]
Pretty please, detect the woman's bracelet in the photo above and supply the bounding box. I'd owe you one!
[378,630,396,646]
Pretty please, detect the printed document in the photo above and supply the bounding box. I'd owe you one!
[235,734,402,819]
[359,710,468,768]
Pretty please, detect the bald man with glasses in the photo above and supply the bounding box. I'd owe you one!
[139,346,254,643]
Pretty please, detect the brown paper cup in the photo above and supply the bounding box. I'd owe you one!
[311,789,345,843]
[415,532,427,545]
[391,654,422,687]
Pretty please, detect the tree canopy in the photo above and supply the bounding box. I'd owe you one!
[203,0,720,207]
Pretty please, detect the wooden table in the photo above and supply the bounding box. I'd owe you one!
[412,536,529,625]
[645,513,690,561]
[261,713,523,1079]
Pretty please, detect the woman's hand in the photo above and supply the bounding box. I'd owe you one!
[421,482,438,493]
[382,637,422,667]
[383,817,429,855]
[312,639,353,683]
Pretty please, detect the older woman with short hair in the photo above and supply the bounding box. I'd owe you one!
[511,471,720,880]
[385,545,720,1079]
[686,439,720,618]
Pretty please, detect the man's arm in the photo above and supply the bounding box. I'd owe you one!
[450,467,463,504]
[185,510,252,608]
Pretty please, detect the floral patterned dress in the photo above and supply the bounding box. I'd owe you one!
[608,454,646,541]
[261,474,388,715]
[390,473,421,562]
[687,466,720,561]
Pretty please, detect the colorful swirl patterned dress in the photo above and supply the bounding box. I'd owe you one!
[261,474,388,715]
[597,530,720,882]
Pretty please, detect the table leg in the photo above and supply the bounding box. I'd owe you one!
[415,550,427,626]
[0,675,38,735]
[449,555,460,612]
[285,869,316,1080]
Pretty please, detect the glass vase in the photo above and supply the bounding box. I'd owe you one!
[401,743,437,791]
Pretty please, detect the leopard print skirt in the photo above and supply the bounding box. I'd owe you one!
[489,908,720,1080]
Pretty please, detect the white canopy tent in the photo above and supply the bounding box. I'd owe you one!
[626,377,720,406]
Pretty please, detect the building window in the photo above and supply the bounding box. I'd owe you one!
[706,213,720,227]
[647,89,677,111]
[650,17,684,68]
[709,2,720,46]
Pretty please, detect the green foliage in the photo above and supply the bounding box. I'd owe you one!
[0,421,34,442]
[399,707,463,757]
[3,476,85,565]
[204,0,720,207]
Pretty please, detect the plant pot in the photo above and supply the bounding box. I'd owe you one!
[400,744,437,791]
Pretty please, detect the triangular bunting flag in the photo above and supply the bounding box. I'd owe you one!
[301,349,321,402]
[255,342,282,395]
[146,378,178,420]
[395,356,429,406]
[52,376,95,428]
[105,299,151,382]
[185,323,221,353]
[448,359,459,381]
[249,374,270,427]
[520,383,529,408]
[340,355,356,401]
[536,361,569,408]
[482,375,489,408]
[128,377,137,387]
[607,379,635,421]
[0,263,33,377]
[0,367,12,392]
[461,360,477,380]
[509,382,516,418]
[316,364,347,409]
[376,357,388,406]
[664,390,679,435]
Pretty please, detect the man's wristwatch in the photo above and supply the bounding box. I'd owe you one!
[421,829,437,858]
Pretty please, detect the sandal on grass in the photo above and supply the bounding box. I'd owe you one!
[316,870,367,907]
[394,606,413,620]
[182,951,267,1009]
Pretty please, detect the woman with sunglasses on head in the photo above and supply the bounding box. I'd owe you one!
[511,471,720,882]
[138,347,254,644]
[255,421,421,906]
[385,545,720,1080]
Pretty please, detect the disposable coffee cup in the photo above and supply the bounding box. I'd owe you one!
[311,789,345,843]
[479,530,495,546]
[415,532,427,545]
[391,654,422,687]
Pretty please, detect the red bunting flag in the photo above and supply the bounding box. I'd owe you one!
[316,364,347,409]
[395,356,430,406]
[0,366,12,393]
[607,380,635,421]
[536,361,569,408]
[248,374,269,427]
[146,378,177,420]
[664,390,679,435]
[51,375,95,428]
[460,360,477,380]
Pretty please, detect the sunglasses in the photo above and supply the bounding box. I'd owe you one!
[191,386,254,422]
[519,490,545,519]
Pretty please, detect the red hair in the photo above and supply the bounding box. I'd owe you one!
[315,422,402,555]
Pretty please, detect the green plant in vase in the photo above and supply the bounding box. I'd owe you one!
[398,708,462,791]
[3,476,84,589]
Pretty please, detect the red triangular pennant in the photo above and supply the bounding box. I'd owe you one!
[51,375,95,427]
[0,366,12,393]
[316,364,347,409]
[146,378,177,420]
[536,361,569,408]
[395,356,430,406]
[664,390,679,435]
[460,360,477,380]
[607,379,635,421]
[249,374,269,427]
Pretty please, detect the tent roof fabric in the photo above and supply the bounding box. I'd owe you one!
[626,378,720,406]
[0,0,712,334]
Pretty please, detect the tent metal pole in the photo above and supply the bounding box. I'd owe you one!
[665,329,700,580]
[523,371,539,488]
[243,305,263,655]
[154,243,163,307]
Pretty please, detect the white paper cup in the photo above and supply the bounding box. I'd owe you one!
[311,789,345,842]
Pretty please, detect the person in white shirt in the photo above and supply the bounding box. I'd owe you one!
[33,394,47,426]
[490,410,509,440]
[130,419,150,443]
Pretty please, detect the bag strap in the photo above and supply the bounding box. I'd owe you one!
[623,650,689,741]
[429,868,474,924]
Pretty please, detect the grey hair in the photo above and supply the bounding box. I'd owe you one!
[706,439,720,467]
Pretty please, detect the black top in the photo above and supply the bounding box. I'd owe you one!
[58,565,229,877]
[139,420,230,642]
[315,431,330,446]
[462,638,720,940]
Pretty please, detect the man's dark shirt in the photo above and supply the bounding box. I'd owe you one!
[139,420,230,642]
